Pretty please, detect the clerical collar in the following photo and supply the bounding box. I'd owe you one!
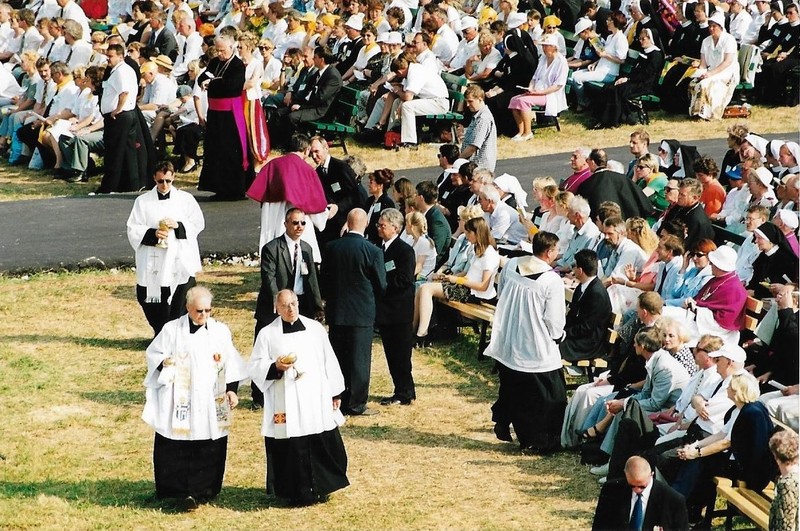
[157,190,170,200]
[189,320,207,333]
[282,318,306,333]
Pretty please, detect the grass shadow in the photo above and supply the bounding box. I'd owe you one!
[342,423,503,453]
[2,334,150,351]
[80,390,143,407]
[422,332,499,405]
[0,479,278,512]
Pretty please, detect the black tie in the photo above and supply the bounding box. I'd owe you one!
[46,41,54,58]
[573,283,584,304]
[149,31,157,47]
[183,40,187,57]
[65,47,73,65]
[657,265,669,293]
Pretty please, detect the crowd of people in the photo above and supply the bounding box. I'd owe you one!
[1,0,797,192]
[123,116,798,530]
[2,0,796,523]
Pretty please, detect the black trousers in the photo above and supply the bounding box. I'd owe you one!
[378,322,415,402]
[98,110,139,193]
[329,324,373,414]
[174,123,203,159]
[136,278,195,337]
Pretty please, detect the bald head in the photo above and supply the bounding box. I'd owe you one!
[624,456,653,491]
[347,208,368,232]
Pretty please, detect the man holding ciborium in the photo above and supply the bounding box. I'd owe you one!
[127,161,205,336]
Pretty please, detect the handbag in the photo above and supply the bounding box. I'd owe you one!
[722,105,751,119]
[384,131,400,149]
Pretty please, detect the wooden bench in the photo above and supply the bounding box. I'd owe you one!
[744,296,764,333]
[439,299,495,358]
[714,477,774,531]
[307,86,359,153]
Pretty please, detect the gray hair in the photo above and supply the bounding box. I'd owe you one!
[215,34,236,50]
[574,147,591,159]
[472,167,494,185]
[62,19,83,40]
[186,285,213,306]
[479,185,501,204]
[379,208,404,232]
[607,160,625,173]
[569,195,591,217]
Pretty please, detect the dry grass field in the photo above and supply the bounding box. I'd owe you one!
[0,265,599,531]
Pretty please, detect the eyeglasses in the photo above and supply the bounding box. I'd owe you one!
[156,179,173,184]
[290,220,307,226]
[194,308,212,313]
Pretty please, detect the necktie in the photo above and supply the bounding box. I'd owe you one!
[629,493,644,530]
[657,264,669,293]
[293,242,304,294]
[182,40,188,58]
[65,46,73,65]
[46,41,54,58]
[149,30,157,48]
[606,250,620,277]
[573,283,584,304]
[59,7,64,17]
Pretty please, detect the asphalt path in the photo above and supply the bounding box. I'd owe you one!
[0,134,789,273]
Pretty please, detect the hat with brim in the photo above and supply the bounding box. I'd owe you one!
[726,166,742,180]
[461,16,479,30]
[708,344,746,363]
[574,17,593,34]
[386,31,402,44]
[543,14,561,27]
[540,33,560,47]
[507,12,527,29]
[444,158,470,175]
[153,54,174,70]
[345,13,364,30]
[707,245,737,272]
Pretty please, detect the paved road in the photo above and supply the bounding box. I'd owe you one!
[0,135,788,273]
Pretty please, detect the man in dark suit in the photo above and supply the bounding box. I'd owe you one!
[577,148,655,220]
[592,456,688,531]
[321,208,387,416]
[251,208,323,407]
[271,45,341,142]
[309,136,363,250]
[415,180,453,269]
[663,178,714,249]
[375,208,417,406]
[146,8,178,61]
[560,249,613,363]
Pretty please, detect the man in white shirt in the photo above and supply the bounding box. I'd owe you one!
[446,15,479,72]
[97,43,140,193]
[734,205,769,284]
[139,59,178,129]
[555,195,600,271]
[12,9,43,59]
[172,13,203,84]
[422,5,457,64]
[388,54,449,147]
[598,216,647,284]
[0,4,13,57]
[478,185,528,244]
[54,0,90,42]
[62,20,92,71]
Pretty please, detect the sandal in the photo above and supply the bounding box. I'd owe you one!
[578,425,605,442]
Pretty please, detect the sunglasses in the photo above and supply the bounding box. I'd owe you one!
[290,220,307,226]
[157,179,173,184]
[689,252,707,258]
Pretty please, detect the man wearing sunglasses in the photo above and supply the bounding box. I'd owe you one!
[127,160,205,337]
[252,208,323,408]
[592,456,688,531]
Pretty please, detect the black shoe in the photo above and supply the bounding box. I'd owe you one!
[345,407,378,416]
[179,496,198,512]
[494,423,513,442]
[397,142,418,150]
[66,171,86,183]
[380,396,412,406]
[413,335,430,348]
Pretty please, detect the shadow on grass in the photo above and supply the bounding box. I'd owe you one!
[422,332,498,404]
[2,334,150,351]
[80,390,143,407]
[342,423,503,453]
[0,479,280,512]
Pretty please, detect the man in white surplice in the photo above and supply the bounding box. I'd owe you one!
[142,286,247,509]
[249,289,349,505]
[127,161,204,336]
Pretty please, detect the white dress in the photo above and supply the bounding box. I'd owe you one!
[689,31,740,120]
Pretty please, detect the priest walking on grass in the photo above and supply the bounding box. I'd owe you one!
[249,289,350,506]
[142,286,247,512]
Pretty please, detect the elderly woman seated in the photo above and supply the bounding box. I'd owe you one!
[768,430,799,531]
